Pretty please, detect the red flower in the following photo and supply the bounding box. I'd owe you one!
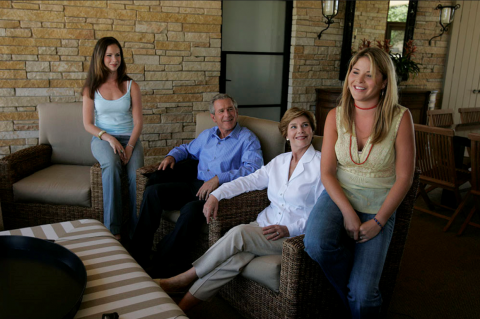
[404,39,417,58]
[358,38,372,51]
[376,39,392,54]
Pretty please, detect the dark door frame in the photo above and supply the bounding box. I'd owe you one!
[219,1,293,119]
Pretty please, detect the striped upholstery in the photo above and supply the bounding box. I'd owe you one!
[0,219,187,319]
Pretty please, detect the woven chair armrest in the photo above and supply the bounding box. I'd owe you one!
[138,163,159,176]
[90,163,105,212]
[280,235,338,313]
[209,189,270,246]
[0,145,52,192]
[136,163,160,218]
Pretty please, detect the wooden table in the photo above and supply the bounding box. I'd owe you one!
[0,219,188,319]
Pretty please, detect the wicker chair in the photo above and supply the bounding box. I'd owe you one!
[444,133,480,235]
[427,109,454,128]
[414,124,470,224]
[135,112,286,259]
[208,162,420,318]
[0,102,128,230]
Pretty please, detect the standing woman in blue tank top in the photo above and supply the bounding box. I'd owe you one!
[82,37,144,240]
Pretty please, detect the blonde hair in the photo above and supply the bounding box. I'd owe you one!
[278,107,316,138]
[340,47,400,145]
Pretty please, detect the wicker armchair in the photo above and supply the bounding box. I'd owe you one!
[135,112,286,260]
[0,103,128,230]
[208,169,420,319]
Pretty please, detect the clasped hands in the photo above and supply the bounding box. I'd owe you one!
[344,214,382,244]
[106,134,131,165]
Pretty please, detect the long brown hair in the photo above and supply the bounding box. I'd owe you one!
[339,47,400,145]
[82,37,131,99]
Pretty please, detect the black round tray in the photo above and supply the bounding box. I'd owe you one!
[0,236,87,319]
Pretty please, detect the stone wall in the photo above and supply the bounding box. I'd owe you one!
[352,0,389,51]
[288,1,345,111]
[288,0,455,112]
[0,0,456,162]
[0,0,221,164]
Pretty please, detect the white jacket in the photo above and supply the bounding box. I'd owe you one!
[210,144,324,237]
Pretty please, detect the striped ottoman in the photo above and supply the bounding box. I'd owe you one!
[0,219,188,319]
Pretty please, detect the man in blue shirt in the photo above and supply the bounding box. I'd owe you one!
[131,93,263,277]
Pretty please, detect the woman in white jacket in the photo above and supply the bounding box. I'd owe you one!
[156,107,325,312]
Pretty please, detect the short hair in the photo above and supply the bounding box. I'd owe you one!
[209,93,238,114]
[278,107,316,138]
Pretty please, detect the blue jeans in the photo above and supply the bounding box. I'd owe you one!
[304,190,395,319]
[91,135,144,236]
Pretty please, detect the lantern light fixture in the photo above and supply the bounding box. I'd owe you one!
[317,0,339,39]
[429,4,461,46]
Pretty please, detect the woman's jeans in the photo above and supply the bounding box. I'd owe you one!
[304,190,395,319]
[91,135,144,236]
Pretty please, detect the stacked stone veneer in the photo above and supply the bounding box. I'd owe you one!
[351,0,389,51]
[0,0,221,164]
[289,0,455,112]
[0,0,456,162]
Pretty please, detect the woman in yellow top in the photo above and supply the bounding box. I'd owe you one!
[304,47,415,319]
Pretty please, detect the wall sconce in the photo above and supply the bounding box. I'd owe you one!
[317,0,339,39]
[429,4,461,46]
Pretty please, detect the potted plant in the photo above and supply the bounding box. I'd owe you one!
[357,38,420,84]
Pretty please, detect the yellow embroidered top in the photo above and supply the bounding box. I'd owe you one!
[335,105,407,214]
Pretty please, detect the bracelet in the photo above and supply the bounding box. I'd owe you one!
[127,143,134,149]
[373,217,384,232]
[98,130,106,140]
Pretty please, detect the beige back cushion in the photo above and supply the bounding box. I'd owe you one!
[196,112,285,164]
[312,135,323,151]
[38,102,97,166]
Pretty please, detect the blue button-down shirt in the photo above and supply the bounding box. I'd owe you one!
[167,123,264,185]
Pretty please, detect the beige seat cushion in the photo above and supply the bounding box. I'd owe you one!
[162,210,209,234]
[241,254,282,292]
[13,165,91,207]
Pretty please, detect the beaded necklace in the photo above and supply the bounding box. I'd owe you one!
[350,103,376,165]
[354,103,377,110]
[349,135,374,165]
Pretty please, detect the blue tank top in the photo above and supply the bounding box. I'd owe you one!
[94,80,133,135]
